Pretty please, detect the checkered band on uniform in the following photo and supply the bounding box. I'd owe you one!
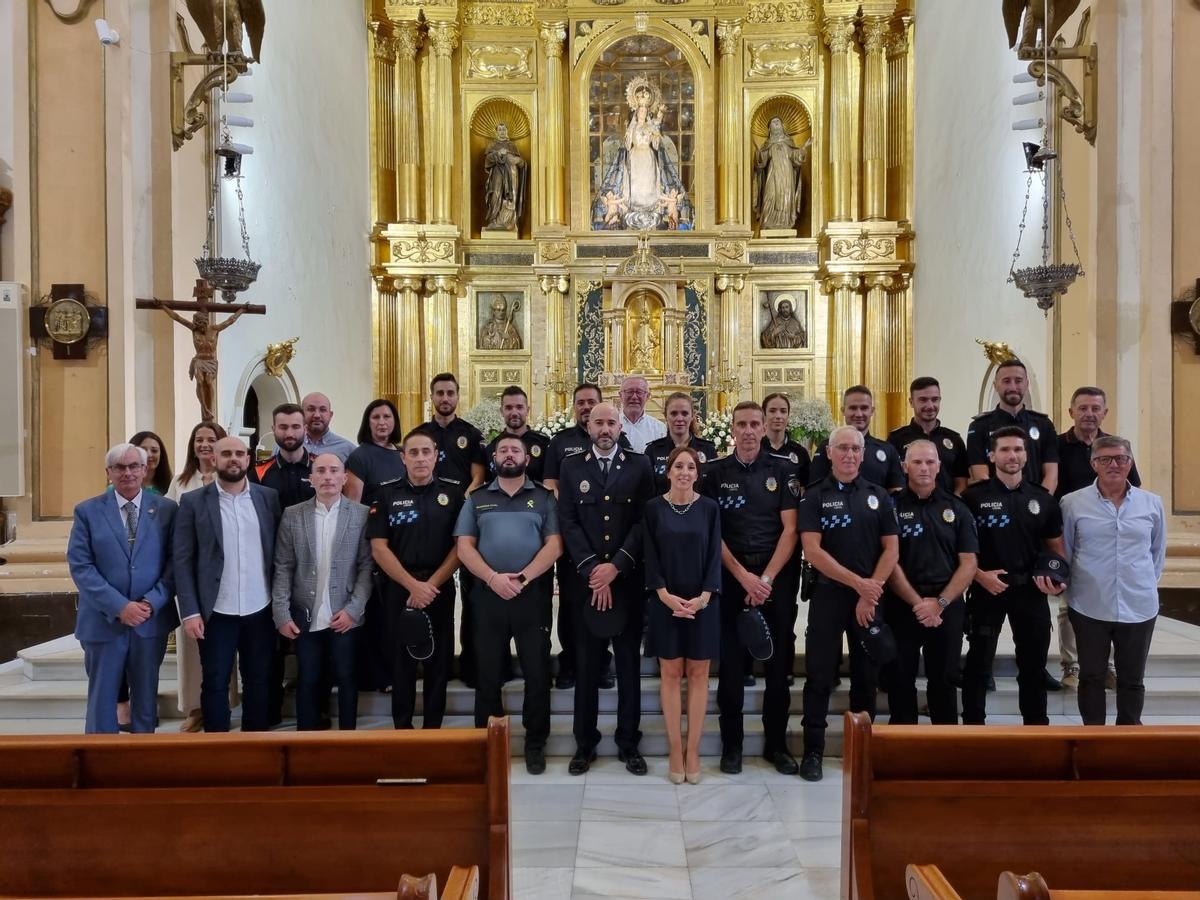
[976,513,1010,529]
[820,514,852,529]
[389,510,420,525]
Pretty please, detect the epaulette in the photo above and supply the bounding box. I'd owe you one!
[378,475,404,487]
[562,447,587,458]
[438,476,463,486]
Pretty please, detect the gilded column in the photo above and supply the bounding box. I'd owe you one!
[396,275,426,430]
[539,273,571,411]
[373,275,401,412]
[427,21,459,225]
[393,20,423,224]
[861,17,890,221]
[823,16,858,221]
[539,22,568,227]
[714,272,745,410]
[368,20,397,223]
[423,275,459,389]
[862,273,897,430]
[716,19,743,225]
[886,22,911,223]
[823,274,863,409]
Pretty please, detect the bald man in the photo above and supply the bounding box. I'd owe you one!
[175,436,283,731]
[302,391,356,462]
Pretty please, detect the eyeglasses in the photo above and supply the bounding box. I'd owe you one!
[108,463,145,473]
[1093,455,1132,467]
[831,444,864,455]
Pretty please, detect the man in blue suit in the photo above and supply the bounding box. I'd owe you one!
[175,436,282,731]
[68,442,178,734]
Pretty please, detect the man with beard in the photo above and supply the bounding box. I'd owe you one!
[426,373,487,492]
[175,436,282,731]
[618,375,666,453]
[543,383,629,689]
[967,359,1058,492]
[301,392,356,463]
[810,386,904,492]
[961,426,1067,726]
[486,386,550,482]
[454,436,562,774]
[557,402,655,776]
[887,377,969,496]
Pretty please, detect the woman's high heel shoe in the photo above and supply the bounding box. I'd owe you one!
[668,771,685,785]
[685,769,702,785]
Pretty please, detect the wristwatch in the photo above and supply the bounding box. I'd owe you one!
[517,573,528,585]
[760,574,773,585]
[936,596,951,609]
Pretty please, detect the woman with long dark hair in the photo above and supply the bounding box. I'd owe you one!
[345,399,405,505]
[129,431,173,496]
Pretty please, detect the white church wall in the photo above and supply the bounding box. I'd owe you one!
[215,0,372,437]
[913,1,1054,432]
[0,0,19,282]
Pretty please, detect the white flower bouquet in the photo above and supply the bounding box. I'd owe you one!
[463,397,504,441]
[699,410,734,454]
[533,408,576,437]
[789,398,836,446]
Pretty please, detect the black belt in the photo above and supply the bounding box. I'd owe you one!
[911,582,948,597]
[731,549,774,568]
[1000,572,1032,587]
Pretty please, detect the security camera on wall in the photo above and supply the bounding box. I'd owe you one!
[94,19,120,46]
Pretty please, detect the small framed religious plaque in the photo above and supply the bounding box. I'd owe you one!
[473,286,530,353]
[756,287,811,352]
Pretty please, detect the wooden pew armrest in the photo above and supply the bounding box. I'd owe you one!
[905,864,964,900]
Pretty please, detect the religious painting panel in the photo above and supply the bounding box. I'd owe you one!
[749,94,814,238]
[586,34,697,232]
[756,286,811,352]
[467,96,533,239]
[472,285,530,352]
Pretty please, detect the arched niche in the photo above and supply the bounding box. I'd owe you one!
[573,26,712,232]
[750,95,815,237]
[469,97,533,240]
[228,352,300,457]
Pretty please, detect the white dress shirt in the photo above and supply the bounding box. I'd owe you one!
[1061,481,1166,623]
[619,411,666,453]
[114,489,143,527]
[310,499,341,632]
[213,481,269,617]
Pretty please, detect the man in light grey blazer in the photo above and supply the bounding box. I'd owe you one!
[273,453,373,730]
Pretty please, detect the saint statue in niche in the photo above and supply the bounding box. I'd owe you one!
[478,294,523,350]
[591,77,693,231]
[628,293,663,373]
[752,117,810,233]
[482,123,527,233]
[760,294,808,350]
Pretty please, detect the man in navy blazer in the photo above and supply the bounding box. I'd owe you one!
[174,436,282,731]
[68,443,178,734]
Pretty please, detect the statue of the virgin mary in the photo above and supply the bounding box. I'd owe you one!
[591,77,693,231]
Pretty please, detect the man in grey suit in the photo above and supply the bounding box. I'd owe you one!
[272,453,372,730]
[68,443,178,733]
[175,436,282,731]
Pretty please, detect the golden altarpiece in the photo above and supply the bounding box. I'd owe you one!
[364,0,915,431]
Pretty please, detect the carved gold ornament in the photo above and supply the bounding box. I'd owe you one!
[715,241,747,264]
[751,95,812,148]
[572,20,619,67]
[467,45,533,80]
[463,2,534,27]
[747,0,816,24]
[539,241,572,263]
[975,339,1018,367]
[264,336,299,377]
[391,236,456,263]
[665,19,711,66]
[748,38,817,79]
[470,98,532,141]
[831,231,896,262]
[44,298,91,345]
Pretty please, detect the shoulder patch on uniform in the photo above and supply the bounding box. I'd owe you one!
[438,476,463,486]
[379,475,404,487]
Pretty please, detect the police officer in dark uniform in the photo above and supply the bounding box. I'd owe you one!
[810,386,903,492]
[961,425,1067,726]
[887,376,969,495]
[367,427,466,729]
[797,425,899,781]
[543,383,629,690]
[883,439,978,725]
[700,401,799,776]
[557,402,655,776]
[644,391,718,495]
[966,359,1059,492]
[486,386,551,483]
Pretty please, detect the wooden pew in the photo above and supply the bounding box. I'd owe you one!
[0,719,509,899]
[843,713,1200,900]
[906,865,1200,900]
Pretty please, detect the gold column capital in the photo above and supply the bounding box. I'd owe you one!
[539,273,570,295]
[393,19,423,60]
[425,274,459,294]
[715,19,742,57]
[822,273,861,294]
[395,275,425,293]
[822,17,856,54]
[714,272,745,294]
[862,272,896,292]
[373,273,398,292]
[369,19,397,61]
[886,23,909,56]
[861,17,891,55]
[428,21,459,57]
[539,21,567,58]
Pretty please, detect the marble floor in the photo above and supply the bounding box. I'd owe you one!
[509,753,843,900]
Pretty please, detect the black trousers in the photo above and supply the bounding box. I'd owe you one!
[390,580,456,729]
[293,626,357,730]
[356,583,394,692]
[801,583,878,754]
[558,563,611,679]
[1068,608,1156,725]
[458,571,478,684]
[198,607,274,732]
[962,584,1051,725]
[883,593,964,725]
[573,579,644,754]
[472,579,551,750]
[718,554,797,755]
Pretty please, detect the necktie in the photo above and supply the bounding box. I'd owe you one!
[599,458,610,482]
[123,501,138,544]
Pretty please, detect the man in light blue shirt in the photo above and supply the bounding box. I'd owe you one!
[1061,435,1165,725]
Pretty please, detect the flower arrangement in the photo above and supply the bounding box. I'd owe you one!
[533,408,576,437]
[463,397,504,442]
[788,398,836,446]
[698,409,734,454]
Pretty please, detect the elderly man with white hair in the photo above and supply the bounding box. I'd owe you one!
[68,443,179,733]
[618,375,666,453]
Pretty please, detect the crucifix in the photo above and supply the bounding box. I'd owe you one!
[136,279,266,422]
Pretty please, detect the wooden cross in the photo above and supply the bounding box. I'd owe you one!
[136,279,266,422]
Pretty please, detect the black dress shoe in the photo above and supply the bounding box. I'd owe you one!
[525,747,546,775]
[1043,669,1063,691]
[316,715,332,731]
[555,674,575,690]
[786,673,795,686]
[799,751,823,782]
[568,748,597,776]
[600,671,616,690]
[719,748,743,774]
[763,749,800,776]
[986,674,997,692]
[743,674,757,687]
[618,748,648,776]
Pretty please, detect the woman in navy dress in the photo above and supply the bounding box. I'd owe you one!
[644,445,722,784]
